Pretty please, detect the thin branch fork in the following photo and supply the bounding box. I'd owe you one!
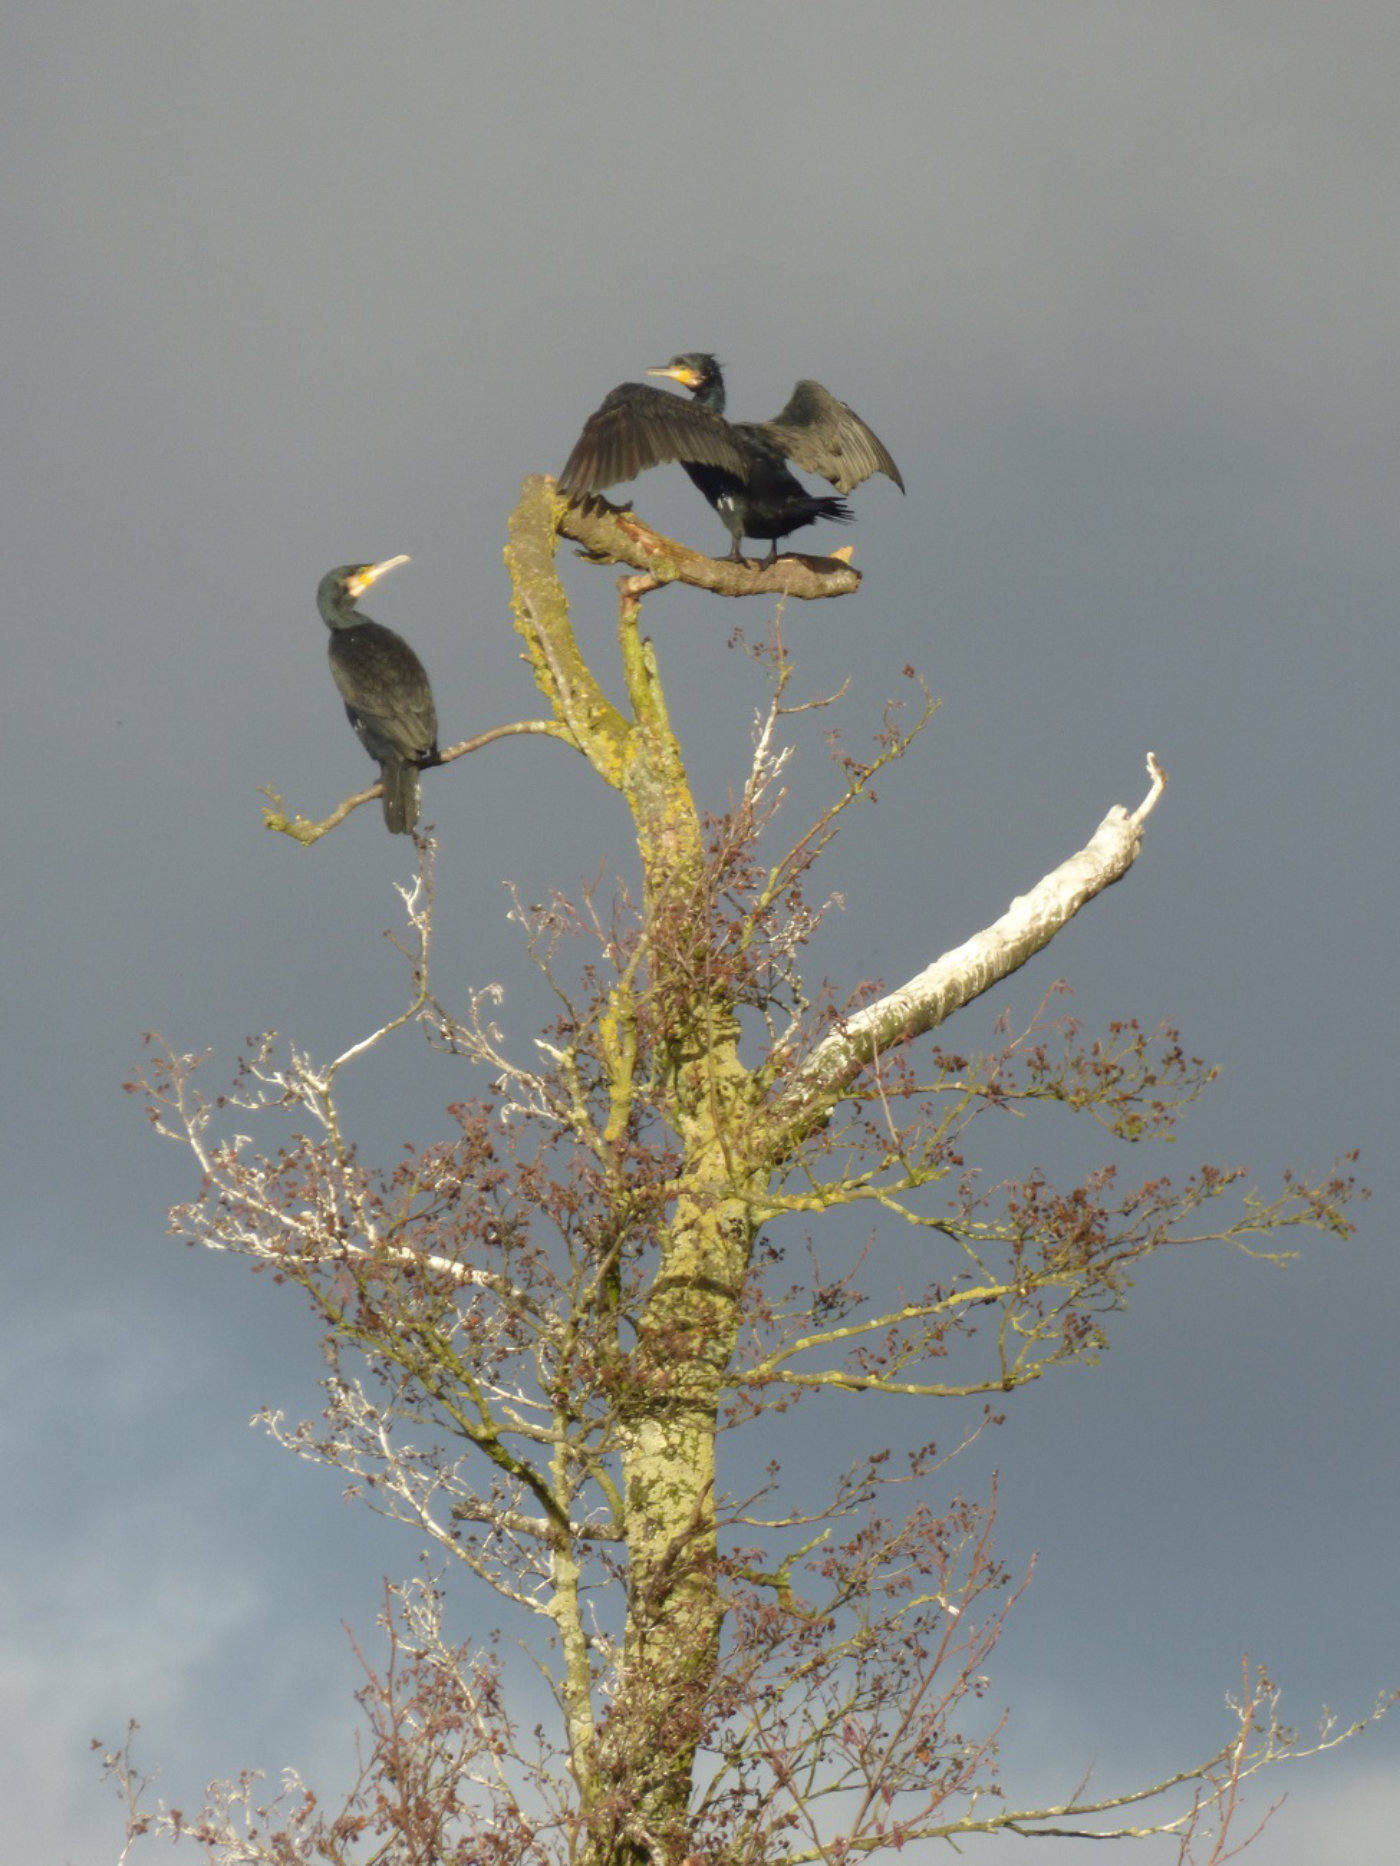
[778,755,1169,1126]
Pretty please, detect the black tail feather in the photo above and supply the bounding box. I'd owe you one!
[380,758,421,835]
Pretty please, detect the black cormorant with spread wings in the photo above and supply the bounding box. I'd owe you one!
[558,353,904,564]
[318,556,439,834]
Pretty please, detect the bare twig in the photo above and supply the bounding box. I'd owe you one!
[262,716,577,845]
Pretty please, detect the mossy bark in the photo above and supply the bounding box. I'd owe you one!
[508,479,765,1863]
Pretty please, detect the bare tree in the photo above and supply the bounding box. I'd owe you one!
[118,479,1380,1864]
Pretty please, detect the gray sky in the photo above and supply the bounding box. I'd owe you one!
[7,4,1399,1859]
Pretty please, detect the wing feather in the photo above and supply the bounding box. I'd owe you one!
[763,379,905,495]
[559,382,750,493]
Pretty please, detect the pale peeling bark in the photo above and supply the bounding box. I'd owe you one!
[778,756,1167,1128]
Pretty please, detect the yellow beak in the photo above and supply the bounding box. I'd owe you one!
[647,364,702,390]
[348,554,410,599]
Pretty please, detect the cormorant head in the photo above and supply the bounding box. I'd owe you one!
[317,555,410,627]
[647,353,723,406]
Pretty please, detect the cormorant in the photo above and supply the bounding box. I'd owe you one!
[558,353,904,564]
[318,556,439,834]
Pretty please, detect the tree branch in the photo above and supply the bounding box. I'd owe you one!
[556,485,865,600]
[507,477,635,786]
[262,717,578,845]
[775,754,1168,1135]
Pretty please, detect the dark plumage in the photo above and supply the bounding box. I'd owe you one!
[558,353,904,564]
[318,557,439,834]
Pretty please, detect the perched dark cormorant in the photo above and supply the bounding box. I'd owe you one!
[318,556,439,834]
[558,353,904,564]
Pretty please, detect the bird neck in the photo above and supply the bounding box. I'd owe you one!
[321,601,368,631]
[693,368,725,414]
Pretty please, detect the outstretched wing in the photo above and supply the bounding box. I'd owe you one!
[558,382,751,493]
[763,380,905,496]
